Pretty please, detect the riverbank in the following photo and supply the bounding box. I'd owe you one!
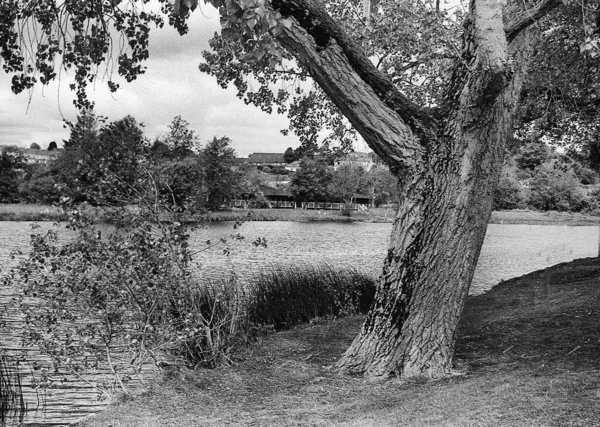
[0,204,66,222]
[490,209,600,225]
[2,203,600,225]
[76,257,600,427]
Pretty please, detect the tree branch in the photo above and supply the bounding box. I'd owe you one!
[271,0,437,141]
[273,11,426,169]
[504,0,563,43]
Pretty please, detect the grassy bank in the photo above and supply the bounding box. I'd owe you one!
[200,207,397,223]
[490,209,600,225]
[2,204,600,225]
[0,204,66,222]
[78,257,600,427]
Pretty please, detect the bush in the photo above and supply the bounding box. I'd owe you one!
[528,162,586,211]
[341,202,353,217]
[248,265,375,330]
[515,141,551,171]
[493,176,525,210]
[583,187,600,215]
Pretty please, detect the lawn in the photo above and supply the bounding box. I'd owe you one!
[77,257,600,427]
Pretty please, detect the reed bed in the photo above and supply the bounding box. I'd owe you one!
[0,353,26,426]
[247,265,376,329]
[170,265,376,367]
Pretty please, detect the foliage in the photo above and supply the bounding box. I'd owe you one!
[514,141,552,171]
[47,141,58,151]
[0,147,26,203]
[516,4,600,165]
[29,142,40,150]
[290,159,332,203]
[493,176,526,210]
[528,161,587,211]
[4,195,375,387]
[366,167,397,207]
[155,116,200,159]
[0,0,190,109]
[328,164,367,203]
[64,110,100,149]
[4,203,248,383]
[18,172,61,205]
[200,136,241,210]
[152,156,205,212]
[283,147,296,163]
[54,115,149,205]
[248,265,375,330]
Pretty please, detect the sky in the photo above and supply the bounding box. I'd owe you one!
[0,3,335,158]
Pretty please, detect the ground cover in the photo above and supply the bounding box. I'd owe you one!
[77,257,600,427]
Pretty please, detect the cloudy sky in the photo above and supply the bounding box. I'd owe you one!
[0,4,327,158]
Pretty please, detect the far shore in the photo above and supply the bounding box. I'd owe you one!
[1,203,600,226]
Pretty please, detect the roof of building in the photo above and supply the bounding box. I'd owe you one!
[248,153,286,164]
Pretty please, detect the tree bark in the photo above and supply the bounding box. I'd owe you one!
[270,0,558,378]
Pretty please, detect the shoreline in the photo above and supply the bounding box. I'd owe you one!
[1,204,600,226]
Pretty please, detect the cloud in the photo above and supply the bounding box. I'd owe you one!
[0,5,300,157]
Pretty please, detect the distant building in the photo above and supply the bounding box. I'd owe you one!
[21,149,61,165]
[334,152,375,171]
[248,153,286,168]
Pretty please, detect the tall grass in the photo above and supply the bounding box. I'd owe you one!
[169,265,376,368]
[0,353,26,426]
[248,265,376,330]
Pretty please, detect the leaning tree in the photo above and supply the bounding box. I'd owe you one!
[2,0,598,378]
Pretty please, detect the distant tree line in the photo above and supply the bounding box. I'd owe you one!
[4,111,600,213]
[0,113,399,209]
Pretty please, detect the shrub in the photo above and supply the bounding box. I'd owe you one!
[341,202,353,217]
[493,176,525,210]
[515,141,551,171]
[527,162,586,211]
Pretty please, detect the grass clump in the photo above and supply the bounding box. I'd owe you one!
[248,265,375,330]
[166,265,375,368]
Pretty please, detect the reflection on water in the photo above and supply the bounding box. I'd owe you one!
[0,219,598,425]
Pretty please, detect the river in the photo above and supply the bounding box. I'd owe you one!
[0,220,598,425]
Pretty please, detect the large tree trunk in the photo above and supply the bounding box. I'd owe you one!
[271,0,558,378]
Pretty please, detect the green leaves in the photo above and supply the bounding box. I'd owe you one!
[173,0,199,16]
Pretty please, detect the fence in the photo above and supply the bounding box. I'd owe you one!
[302,202,368,211]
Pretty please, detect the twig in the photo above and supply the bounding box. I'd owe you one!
[502,345,514,355]
[566,346,581,356]
[520,354,540,359]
